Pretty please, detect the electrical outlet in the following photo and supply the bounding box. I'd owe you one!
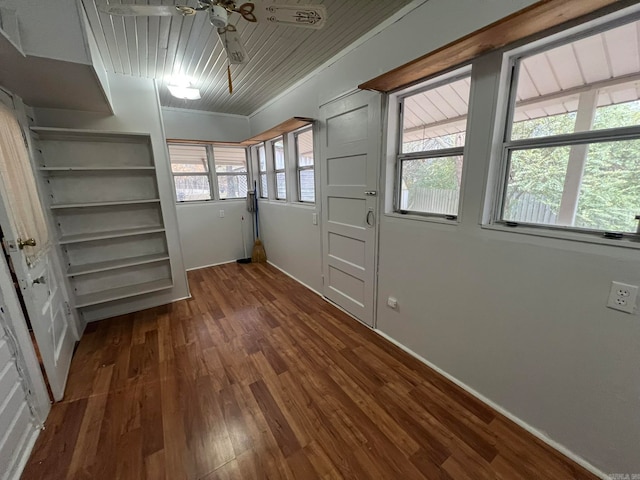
[387,296,398,309]
[219,210,225,218]
[607,281,639,314]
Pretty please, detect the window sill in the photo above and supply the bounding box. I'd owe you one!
[384,211,459,226]
[482,222,640,250]
[176,198,246,206]
[259,200,316,210]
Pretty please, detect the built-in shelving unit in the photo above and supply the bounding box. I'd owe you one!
[31,127,173,318]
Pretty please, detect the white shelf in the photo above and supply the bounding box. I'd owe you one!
[40,166,155,172]
[59,226,165,245]
[50,199,160,210]
[33,126,173,316]
[31,127,151,143]
[75,279,173,308]
[66,254,170,277]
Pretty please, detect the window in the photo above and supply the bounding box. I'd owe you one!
[397,70,471,217]
[168,144,212,201]
[168,142,248,202]
[295,127,315,202]
[257,144,268,198]
[212,146,248,199]
[498,18,640,237]
[272,136,286,200]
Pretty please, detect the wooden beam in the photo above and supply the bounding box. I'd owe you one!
[241,117,314,146]
[359,0,627,93]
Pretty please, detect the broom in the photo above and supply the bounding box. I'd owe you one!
[251,181,267,263]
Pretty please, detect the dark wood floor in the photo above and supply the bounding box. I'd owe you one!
[22,263,597,480]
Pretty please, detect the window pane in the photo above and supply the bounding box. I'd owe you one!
[214,147,247,173]
[275,172,286,199]
[218,175,248,199]
[400,156,462,215]
[258,145,267,172]
[401,76,470,153]
[510,20,640,141]
[168,144,208,173]
[174,175,211,201]
[273,138,285,170]
[503,139,640,233]
[299,169,315,202]
[260,173,268,198]
[296,129,314,167]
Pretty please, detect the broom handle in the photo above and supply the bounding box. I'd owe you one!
[254,181,259,238]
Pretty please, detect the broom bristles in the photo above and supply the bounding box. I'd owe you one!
[251,239,267,263]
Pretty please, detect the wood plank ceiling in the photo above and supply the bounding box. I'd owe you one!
[82,0,415,115]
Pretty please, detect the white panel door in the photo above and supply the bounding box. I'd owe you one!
[0,317,38,480]
[0,100,75,402]
[320,90,381,327]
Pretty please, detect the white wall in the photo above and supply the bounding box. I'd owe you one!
[248,0,640,474]
[162,107,250,142]
[258,202,322,292]
[34,73,190,321]
[162,107,253,270]
[176,201,254,270]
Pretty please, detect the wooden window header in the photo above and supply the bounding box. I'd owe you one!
[240,117,314,146]
[358,0,626,93]
[167,117,314,148]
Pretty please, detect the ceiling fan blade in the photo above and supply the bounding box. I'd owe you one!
[264,4,326,29]
[98,4,196,17]
[234,3,257,23]
[218,25,250,65]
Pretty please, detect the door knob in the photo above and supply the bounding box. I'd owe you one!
[17,238,36,249]
[32,275,46,285]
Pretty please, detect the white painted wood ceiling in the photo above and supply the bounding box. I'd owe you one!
[82,0,414,115]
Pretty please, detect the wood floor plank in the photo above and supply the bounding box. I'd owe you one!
[22,263,599,480]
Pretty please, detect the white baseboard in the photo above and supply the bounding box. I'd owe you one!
[266,261,323,297]
[186,259,237,271]
[374,330,610,480]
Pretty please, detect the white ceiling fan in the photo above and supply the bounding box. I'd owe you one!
[98,1,327,67]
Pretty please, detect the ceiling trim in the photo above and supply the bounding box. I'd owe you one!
[358,0,629,93]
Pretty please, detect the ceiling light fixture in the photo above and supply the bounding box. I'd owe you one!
[167,77,201,100]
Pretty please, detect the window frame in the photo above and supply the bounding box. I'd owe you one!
[271,135,287,201]
[492,16,640,241]
[294,126,315,204]
[257,143,268,199]
[167,142,249,203]
[211,145,249,200]
[168,143,214,203]
[395,68,472,220]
